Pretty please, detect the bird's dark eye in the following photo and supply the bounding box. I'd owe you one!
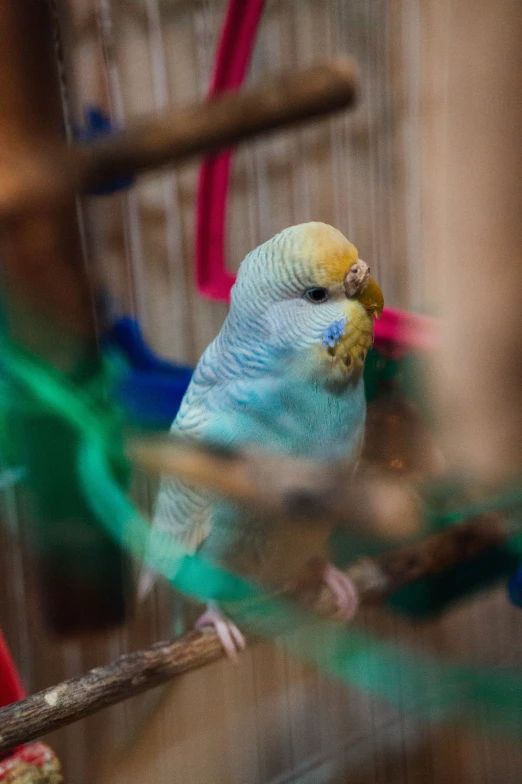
[304,287,329,304]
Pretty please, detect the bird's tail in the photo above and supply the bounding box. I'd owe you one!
[138,567,158,601]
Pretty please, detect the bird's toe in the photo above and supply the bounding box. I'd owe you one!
[196,604,246,662]
[323,563,359,621]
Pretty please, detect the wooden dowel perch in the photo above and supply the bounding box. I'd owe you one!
[0,512,510,755]
[0,59,358,220]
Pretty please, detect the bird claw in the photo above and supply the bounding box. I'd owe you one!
[196,603,246,662]
[324,564,358,621]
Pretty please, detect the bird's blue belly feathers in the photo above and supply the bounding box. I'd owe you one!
[203,371,367,464]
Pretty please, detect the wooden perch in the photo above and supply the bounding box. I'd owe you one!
[127,436,422,541]
[0,59,358,220]
[0,511,509,755]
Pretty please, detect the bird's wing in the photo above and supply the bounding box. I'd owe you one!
[146,334,249,560]
[151,406,216,558]
[148,365,285,568]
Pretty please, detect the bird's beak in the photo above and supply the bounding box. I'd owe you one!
[343,260,384,318]
[357,277,384,318]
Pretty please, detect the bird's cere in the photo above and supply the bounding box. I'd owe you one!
[343,259,370,297]
[322,317,348,348]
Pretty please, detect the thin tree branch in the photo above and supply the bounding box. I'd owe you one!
[0,512,509,755]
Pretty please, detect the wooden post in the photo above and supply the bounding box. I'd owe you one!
[0,0,96,356]
[422,0,522,485]
[0,0,128,634]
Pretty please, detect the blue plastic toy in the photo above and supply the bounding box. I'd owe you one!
[507,567,522,609]
[102,316,192,429]
[77,107,193,427]
[75,106,135,195]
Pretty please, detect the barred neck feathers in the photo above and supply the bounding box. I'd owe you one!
[211,308,276,379]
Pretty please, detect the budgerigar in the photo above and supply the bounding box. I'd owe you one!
[143,222,384,658]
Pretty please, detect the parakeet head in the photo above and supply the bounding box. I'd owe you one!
[229,222,383,384]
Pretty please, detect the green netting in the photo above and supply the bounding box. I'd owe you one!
[2,331,522,734]
[77,436,522,734]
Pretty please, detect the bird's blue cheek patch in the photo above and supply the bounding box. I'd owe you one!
[321,316,347,348]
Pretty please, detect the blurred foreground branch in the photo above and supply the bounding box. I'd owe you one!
[423,0,522,483]
[127,435,422,541]
[0,60,357,220]
[0,511,510,755]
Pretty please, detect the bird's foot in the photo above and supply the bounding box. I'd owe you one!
[196,602,246,662]
[323,564,359,621]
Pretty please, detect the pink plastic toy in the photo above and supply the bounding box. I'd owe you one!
[195,0,438,355]
[373,307,439,356]
[195,0,266,300]
[0,630,24,709]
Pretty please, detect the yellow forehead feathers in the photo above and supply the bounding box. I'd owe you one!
[297,223,359,287]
